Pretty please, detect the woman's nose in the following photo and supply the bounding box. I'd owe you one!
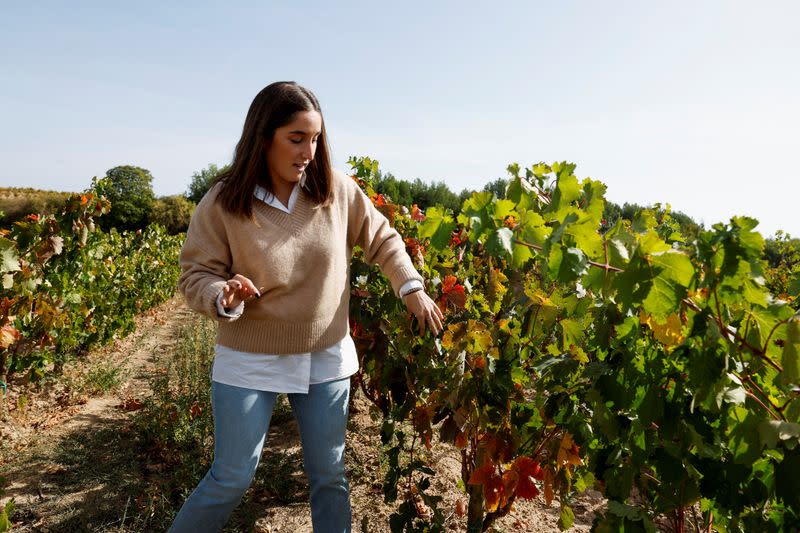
[301,141,315,161]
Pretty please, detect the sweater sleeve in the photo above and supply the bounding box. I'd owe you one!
[177,191,240,322]
[343,172,424,296]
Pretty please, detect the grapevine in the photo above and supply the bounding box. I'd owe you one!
[348,156,800,532]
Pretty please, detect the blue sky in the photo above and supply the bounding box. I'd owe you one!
[2,1,798,237]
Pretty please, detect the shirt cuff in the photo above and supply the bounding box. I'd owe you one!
[216,291,244,318]
[399,279,424,297]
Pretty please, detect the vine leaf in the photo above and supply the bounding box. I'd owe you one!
[514,457,544,499]
[486,227,513,258]
[417,206,456,249]
[558,504,575,530]
[0,325,21,349]
[640,311,684,347]
[468,462,504,512]
[782,318,800,385]
[0,238,21,273]
[557,434,583,468]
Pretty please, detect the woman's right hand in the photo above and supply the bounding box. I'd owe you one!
[220,274,261,309]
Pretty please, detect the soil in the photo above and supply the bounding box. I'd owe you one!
[0,296,605,532]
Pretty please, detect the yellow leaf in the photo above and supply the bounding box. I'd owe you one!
[467,320,493,353]
[640,311,684,347]
[442,322,467,351]
[557,433,583,469]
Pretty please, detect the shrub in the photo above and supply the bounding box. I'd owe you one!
[150,195,196,234]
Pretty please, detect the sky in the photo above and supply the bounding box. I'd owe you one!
[2,1,798,238]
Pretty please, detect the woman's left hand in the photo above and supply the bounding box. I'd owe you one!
[402,290,444,337]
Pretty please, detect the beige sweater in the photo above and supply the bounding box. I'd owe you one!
[178,170,423,354]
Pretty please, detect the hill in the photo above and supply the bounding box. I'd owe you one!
[0,187,75,225]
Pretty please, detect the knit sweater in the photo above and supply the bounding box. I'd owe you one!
[178,169,423,354]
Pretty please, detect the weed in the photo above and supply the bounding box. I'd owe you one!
[79,357,127,394]
[271,394,293,426]
[254,450,306,504]
[131,314,216,530]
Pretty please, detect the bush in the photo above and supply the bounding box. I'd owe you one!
[150,195,196,234]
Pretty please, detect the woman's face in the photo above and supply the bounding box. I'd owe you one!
[266,110,323,193]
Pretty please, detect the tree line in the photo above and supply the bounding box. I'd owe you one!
[2,162,798,291]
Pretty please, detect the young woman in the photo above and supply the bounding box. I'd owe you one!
[169,81,443,533]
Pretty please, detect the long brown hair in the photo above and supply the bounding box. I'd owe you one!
[214,81,333,218]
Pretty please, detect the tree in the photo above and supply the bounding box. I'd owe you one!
[482,177,509,199]
[186,163,230,204]
[91,165,155,231]
[150,195,196,234]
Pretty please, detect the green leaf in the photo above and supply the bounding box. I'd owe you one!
[493,199,516,222]
[564,214,605,260]
[0,499,14,531]
[0,238,20,273]
[561,318,584,352]
[638,231,671,255]
[775,448,800,509]
[607,500,643,520]
[486,228,513,258]
[550,173,581,211]
[558,504,575,530]
[615,316,640,341]
[549,245,589,284]
[728,408,763,464]
[651,252,694,287]
[782,319,800,385]
[609,237,630,263]
[417,206,456,249]
[511,242,534,269]
[642,275,682,321]
[639,251,693,320]
[518,211,551,246]
[532,163,550,177]
[506,176,534,206]
[574,471,595,493]
[789,273,800,297]
[758,421,800,449]
[719,385,746,406]
[632,210,658,233]
[457,192,494,242]
[1,273,12,290]
[638,387,664,426]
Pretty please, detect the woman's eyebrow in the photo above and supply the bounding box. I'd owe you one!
[288,130,322,136]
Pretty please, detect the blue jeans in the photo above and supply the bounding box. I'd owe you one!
[168,378,352,533]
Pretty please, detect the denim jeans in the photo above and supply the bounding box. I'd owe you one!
[168,378,352,533]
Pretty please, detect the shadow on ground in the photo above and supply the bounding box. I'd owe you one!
[5,398,312,532]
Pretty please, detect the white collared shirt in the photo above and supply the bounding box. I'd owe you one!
[211,178,422,393]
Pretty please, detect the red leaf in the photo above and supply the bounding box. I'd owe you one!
[441,275,467,309]
[455,498,466,517]
[117,398,144,411]
[514,457,543,499]
[441,275,459,292]
[468,462,495,485]
[483,475,505,512]
[371,193,387,207]
[516,456,544,480]
[411,204,426,222]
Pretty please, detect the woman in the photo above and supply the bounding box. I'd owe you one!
[169,81,443,533]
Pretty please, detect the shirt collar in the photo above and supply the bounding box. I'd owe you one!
[253,173,307,214]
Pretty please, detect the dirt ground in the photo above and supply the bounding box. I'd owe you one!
[0,296,605,532]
